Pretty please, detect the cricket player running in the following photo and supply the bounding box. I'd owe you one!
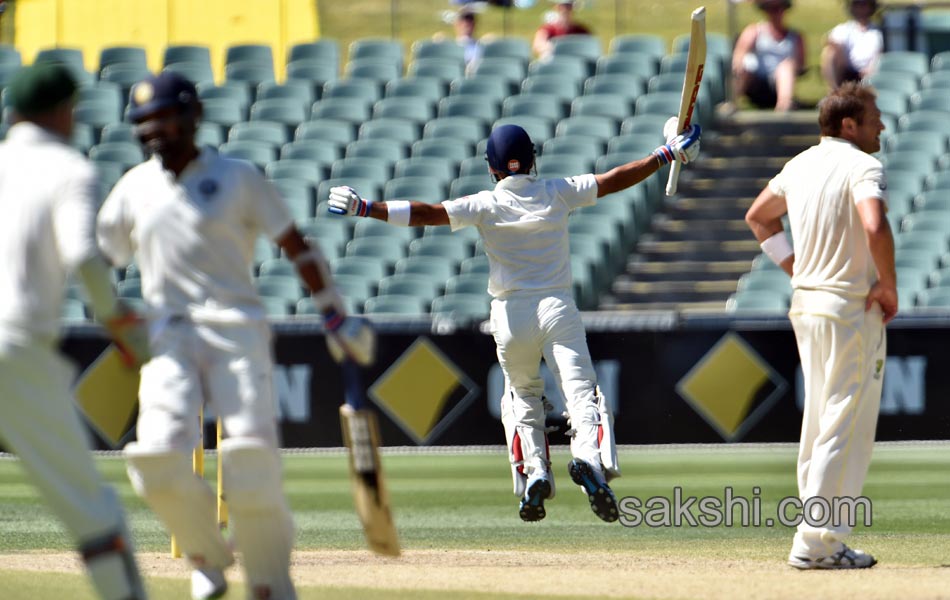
[745,81,895,569]
[329,121,700,522]
[97,72,374,600]
[0,62,149,599]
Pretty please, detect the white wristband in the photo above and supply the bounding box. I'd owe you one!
[386,201,411,226]
[760,232,794,265]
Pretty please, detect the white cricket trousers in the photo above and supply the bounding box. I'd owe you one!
[135,318,280,451]
[490,289,601,473]
[0,335,129,542]
[789,291,885,558]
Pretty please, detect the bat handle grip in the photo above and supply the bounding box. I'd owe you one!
[665,160,683,196]
[341,360,367,410]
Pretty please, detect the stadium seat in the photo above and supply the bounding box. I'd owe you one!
[542,136,604,158]
[571,94,631,120]
[384,176,446,203]
[502,95,565,121]
[608,33,666,60]
[226,44,274,68]
[74,100,121,130]
[537,155,593,178]
[353,218,417,243]
[298,218,350,256]
[394,255,457,281]
[349,39,404,69]
[345,237,407,270]
[394,157,457,183]
[229,121,289,147]
[450,175,491,198]
[377,274,442,302]
[256,275,303,302]
[162,61,214,89]
[250,98,308,129]
[408,236,472,264]
[266,159,325,185]
[99,46,147,73]
[372,97,434,123]
[269,179,315,221]
[225,61,276,87]
[322,78,381,104]
[201,97,245,128]
[199,84,252,115]
[481,37,531,63]
[583,73,646,99]
[345,138,408,164]
[0,45,22,67]
[449,76,511,101]
[257,80,316,108]
[219,140,277,169]
[286,60,338,89]
[288,40,340,67]
[296,119,356,145]
[866,71,920,96]
[471,58,526,84]
[920,69,950,89]
[551,34,602,63]
[363,294,427,315]
[459,255,489,275]
[635,92,683,116]
[430,293,490,321]
[344,59,401,83]
[310,98,372,123]
[898,111,950,135]
[411,138,474,163]
[595,54,658,79]
[458,156,489,177]
[521,74,581,104]
[412,39,465,63]
[359,118,420,145]
[196,123,225,147]
[281,139,342,163]
[407,57,464,82]
[88,142,144,171]
[163,45,211,68]
[620,113,669,137]
[385,77,445,102]
[331,273,377,305]
[99,122,136,144]
[878,51,929,77]
[331,157,392,184]
[424,117,488,146]
[444,273,488,296]
[61,298,88,321]
[437,97,499,124]
[556,115,619,141]
[527,55,589,81]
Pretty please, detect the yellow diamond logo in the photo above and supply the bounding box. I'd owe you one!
[369,338,478,444]
[676,333,787,441]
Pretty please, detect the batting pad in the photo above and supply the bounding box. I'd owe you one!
[124,444,233,569]
[80,488,146,600]
[500,391,555,499]
[596,387,621,481]
[220,437,296,600]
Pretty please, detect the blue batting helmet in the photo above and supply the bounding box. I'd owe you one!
[128,71,199,121]
[485,124,535,175]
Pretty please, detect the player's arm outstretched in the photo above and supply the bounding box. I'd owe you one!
[327,188,449,227]
[594,118,701,198]
[275,227,376,365]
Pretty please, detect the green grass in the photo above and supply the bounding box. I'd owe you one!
[319,0,849,106]
[1,444,949,598]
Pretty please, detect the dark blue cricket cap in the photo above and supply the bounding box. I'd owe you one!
[6,61,78,116]
[128,71,199,121]
[485,124,535,175]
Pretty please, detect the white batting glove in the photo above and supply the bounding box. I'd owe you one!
[328,186,372,217]
[102,300,151,368]
[325,313,377,366]
[653,124,702,165]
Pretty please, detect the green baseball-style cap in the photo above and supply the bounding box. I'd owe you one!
[6,61,78,116]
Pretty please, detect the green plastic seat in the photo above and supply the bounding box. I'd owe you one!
[430,293,490,321]
[877,51,929,77]
[296,119,356,145]
[394,157,457,183]
[310,98,371,123]
[229,121,289,147]
[407,57,464,82]
[281,139,342,163]
[449,76,511,101]
[377,274,442,302]
[344,139,408,164]
[527,55,589,81]
[163,45,211,68]
[502,95,565,121]
[344,60,401,83]
[256,276,303,302]
[384,77,445,102]
[288,40,339,67]
[521,74,581,104]
[372,97,434,123]
[99,46,147,73]
[225,61,276,88]
[582,73,645,100]
[219,140,277,169]
[542,136,603,159]
[330,157,391,185]
[571,94,631,121]
[537,155,593,177]
[411,138,474,163]
[471,58,526,84]
[266,159,324,185]
[423,116,487,144]
[384,176,446,203]
[394,256,457,281]
[359,118,420,145]
[450,175,491,198]
[286,60,338,88]
[349,39,404,70]
[437,97,499,125]
[481,37,531,63]
[363,294,427,315]
[608,34,666,61]
[88,142,144,171]
[201,97,245,128]
[595,54,658,79]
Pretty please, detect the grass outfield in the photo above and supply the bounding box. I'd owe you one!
[1,444,949,598]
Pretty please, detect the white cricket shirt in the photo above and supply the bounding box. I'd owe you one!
[443,173,598,297]
[97,148,294,323]
[0,122,100,343]
[769,136,887,303]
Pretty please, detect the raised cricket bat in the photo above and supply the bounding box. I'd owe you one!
[74,345,140,448]
[339,361,400,557]
[665,6,707,197]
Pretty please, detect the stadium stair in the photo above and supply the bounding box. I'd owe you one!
[606,110,820,311]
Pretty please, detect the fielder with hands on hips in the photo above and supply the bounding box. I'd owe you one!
[0,61,149,599]
[328,119,700,523]
[745,81,895,569]
[96,72,374,600]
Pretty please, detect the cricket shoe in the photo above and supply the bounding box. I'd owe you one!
[519,475,552,522]
[787,545,877,570]
[568,459,619,523]
[191,566,228,599]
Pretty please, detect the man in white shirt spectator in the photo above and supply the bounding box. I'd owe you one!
[822,0,883,90]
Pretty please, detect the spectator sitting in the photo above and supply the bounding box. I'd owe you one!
[821,0,882,90]
[732,0,805,112]
[532,0,592,60]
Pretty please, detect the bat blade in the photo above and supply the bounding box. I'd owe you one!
[340,363,400,557]
[73,345,140,447]
[665,5,707,197]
